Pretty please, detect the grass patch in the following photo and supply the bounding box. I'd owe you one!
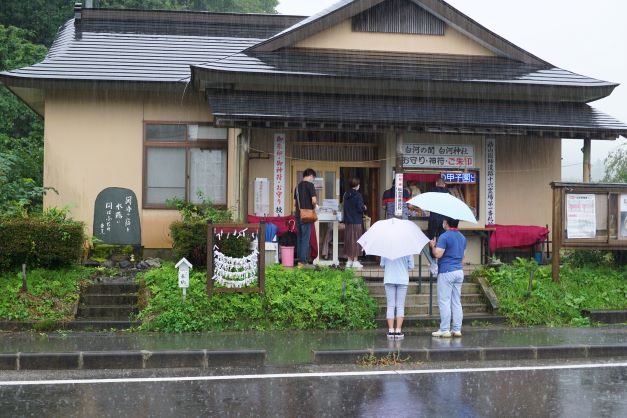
[357,351,415,367]
[0,266,93,321]
[136,263,378,332]
[475,258,627,326]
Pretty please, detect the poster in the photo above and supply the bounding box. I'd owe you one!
[620,194,627,239]
[273,134,286,216]
[566,194,596,239]
[254,178,269,216]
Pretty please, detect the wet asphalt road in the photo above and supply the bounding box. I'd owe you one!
[1,360,625,417]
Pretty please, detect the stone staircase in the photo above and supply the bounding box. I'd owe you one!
[367,281,488,317]
[76,282,140,329]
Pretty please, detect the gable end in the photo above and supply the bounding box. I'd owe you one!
[352,0,444,35]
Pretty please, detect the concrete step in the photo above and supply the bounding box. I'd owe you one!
[77,305,138,319]
[83,283,139,295]
[378,303,488,316]
[80,294,138,305]
[372,293,485,306]
[375,314,507,326]
[366,282,480,296]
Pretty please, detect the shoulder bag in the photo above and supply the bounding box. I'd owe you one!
[296,184,317,223]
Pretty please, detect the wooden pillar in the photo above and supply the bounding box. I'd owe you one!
[238,129,250,222]
[551,185,562,282]
[582,138,592,183]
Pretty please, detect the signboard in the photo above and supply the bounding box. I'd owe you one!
[403,144,474,169]
[441,172,476,184]
[273,134,286,216]
[620,194,627,239]
[93,187,140,245]
[178,270,189,288]
[394,173,404,217]
[485,138,496,225]
[566,194,596,239]
[254,178,270,216]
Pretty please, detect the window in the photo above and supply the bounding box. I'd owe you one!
[144,123,228,207]
[405,171,479,219]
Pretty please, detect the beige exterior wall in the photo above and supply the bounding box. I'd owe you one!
[495,136,561,228]
[43,89,234,249]
[295,19,494,56]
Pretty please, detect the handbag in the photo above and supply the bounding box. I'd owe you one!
[296,184,317,223]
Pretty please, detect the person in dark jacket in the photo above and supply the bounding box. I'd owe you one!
[427,178,450,239]
[294,168,318,267]
[343,177,366,269]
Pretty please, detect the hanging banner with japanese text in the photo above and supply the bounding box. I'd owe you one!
[403,144,474,168]
[273,133,286,216]
[566,194,596,239]
[485,138,496,225]
[254,178,269,216]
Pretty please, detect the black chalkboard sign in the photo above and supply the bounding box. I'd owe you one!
[93,187,141,245]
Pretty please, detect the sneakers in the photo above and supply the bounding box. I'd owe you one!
[452,331,462,337]
[296,262,305,269]
[351,260,364,270]
[395,330,404,340]
[431,330,452,338]
[346,260,353,268]
[387,330,395,340]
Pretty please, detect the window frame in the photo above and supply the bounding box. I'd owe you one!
[142,122,229,209]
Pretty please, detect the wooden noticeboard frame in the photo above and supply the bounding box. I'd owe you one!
[207,222,265,296]
[551,182,627,282]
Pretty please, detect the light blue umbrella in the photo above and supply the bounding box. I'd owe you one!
[407,192,477,224]
[357,218,430,259]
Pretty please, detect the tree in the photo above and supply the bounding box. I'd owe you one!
[98,0,278,14]
[0,25,48,214]
[602,143,627,183]
[0,1,75,47]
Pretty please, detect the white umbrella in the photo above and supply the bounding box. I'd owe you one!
[357,218,430,259]
[407,192,478,223]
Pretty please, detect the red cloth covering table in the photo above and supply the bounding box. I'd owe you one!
[487,224,550,253]
[247,215,318,259]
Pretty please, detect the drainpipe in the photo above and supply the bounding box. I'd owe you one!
[238,129,250,223]
[582,138,592,182]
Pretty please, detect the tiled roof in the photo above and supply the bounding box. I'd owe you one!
[207,90,627,138]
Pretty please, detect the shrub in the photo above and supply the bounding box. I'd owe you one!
[562,249,615,268]
[137,264,378,332]
[0,210,85,271]
[168,191,234,267]
[478,257,627,326]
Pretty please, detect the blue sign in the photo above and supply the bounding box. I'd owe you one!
[441,172,476,184]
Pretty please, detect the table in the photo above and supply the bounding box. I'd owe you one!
[314,212,340,266]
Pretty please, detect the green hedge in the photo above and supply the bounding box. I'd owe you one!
[0,217,85,271]
[137,264,378,332]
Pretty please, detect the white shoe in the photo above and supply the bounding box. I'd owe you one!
[346,260,353,268]
[352,261,364,270]
[432,330,452,338]
[452,331,462,337]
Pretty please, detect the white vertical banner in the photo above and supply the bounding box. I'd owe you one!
[254,178,269,216]
[485,137,496,225]
[394,173,404,217]
[273,133,286,216]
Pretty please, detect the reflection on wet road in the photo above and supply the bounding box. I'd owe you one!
[1,362,626,417]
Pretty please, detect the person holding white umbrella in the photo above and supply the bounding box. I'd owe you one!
[357,218,430,339]
[429,216,467,338]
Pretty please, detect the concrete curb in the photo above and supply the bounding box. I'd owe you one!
[313,343,627,364]
[0,349,266,371]
[0,320,142,331]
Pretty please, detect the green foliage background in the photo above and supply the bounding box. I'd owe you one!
[137,264,377,332]
[477,257,627,326]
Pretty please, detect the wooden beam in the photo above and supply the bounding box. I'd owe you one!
[582,139,592,182]
[551,186,562,283]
